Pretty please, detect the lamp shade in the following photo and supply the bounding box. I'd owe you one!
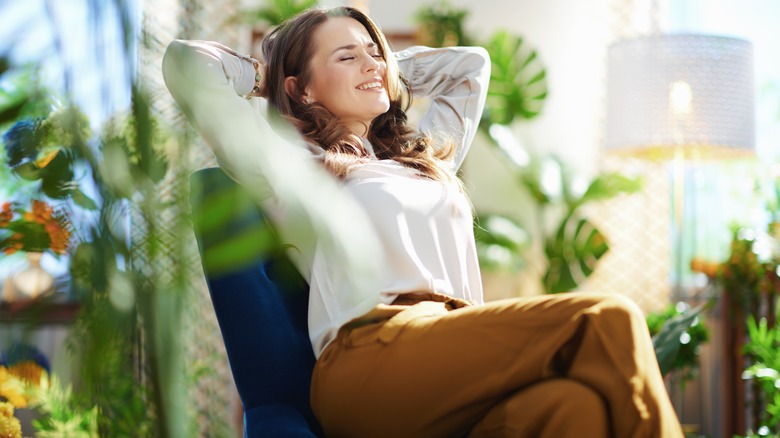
[605,34,755,160]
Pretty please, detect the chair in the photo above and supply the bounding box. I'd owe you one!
[189,167,323,437]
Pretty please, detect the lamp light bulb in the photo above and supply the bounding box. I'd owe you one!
[669,81,692,115]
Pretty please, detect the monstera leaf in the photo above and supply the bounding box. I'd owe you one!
[574,172,644,209]
[543,215,608,294]
[481,30,548,126]
[528,159,641,293]
[474,214,530,271]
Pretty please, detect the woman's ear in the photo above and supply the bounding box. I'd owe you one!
[283,76,298,100]
[284,76,312,104]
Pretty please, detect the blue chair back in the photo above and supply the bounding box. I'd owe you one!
[189,167,322,437]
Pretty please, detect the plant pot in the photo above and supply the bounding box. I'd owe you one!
[12,252,53,300]
[14,407,38,437]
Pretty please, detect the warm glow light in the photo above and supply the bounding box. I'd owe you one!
[669,81,692,115]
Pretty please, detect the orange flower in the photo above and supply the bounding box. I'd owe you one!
[0,203,12,228]
[7,361,47,386]
[0,200,72,255]
[25,200,53,224]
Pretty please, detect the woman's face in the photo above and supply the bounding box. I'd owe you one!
[302,16,389,135]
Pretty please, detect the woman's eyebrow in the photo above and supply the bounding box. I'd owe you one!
[330,41,378,56]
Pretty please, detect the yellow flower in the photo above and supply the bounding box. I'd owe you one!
[0,402,20,438]
[0,367,29,408]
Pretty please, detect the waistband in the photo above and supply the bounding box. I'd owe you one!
[391,291,476,310]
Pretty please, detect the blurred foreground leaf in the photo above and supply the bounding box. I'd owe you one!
[190,169,280,276]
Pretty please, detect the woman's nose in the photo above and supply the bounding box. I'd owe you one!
[363,54,383,72]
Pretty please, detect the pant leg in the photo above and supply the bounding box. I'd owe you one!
[310,292,683,438]
[468,378,610,438]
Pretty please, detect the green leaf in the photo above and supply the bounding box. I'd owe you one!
[580,173,643,205]
[473,214,530,272]
[100,139,134,199]
[40,150,75,198]
[72,187,98,210]
[0,95,27,125]
[474,214,529,250]
[200,224,277,276]
[11,161,43,180]
[543,256,579,294]
[414,1,471,47]
[191,176,282,276]
[481,30,548,125]
[543,216,608,293]
[243,0,318,27]
[651,305,705,376]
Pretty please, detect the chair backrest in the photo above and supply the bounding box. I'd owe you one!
[189,167,322,437]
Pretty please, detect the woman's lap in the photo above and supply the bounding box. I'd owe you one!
[310,292,681,438]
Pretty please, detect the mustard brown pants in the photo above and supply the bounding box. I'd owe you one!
[310,292,684,438]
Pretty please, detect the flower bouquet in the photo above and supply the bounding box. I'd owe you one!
[1,200,72,300]
[0,200,71,256]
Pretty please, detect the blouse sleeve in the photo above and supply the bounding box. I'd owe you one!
[162,39,384,287]
[395,45,491,170]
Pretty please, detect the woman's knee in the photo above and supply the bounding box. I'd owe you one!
[471,379,610,437]
[576,292,645,323]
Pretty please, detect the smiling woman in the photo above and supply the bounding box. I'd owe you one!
[163,5,684,438]
[290,17,390,134]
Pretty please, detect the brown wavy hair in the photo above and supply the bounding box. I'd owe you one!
[260,6,456,182]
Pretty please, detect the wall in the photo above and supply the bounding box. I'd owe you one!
[369,0,611,175]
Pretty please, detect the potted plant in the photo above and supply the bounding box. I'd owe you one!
[741,316,780,437]
[0,200,72,300]
[646,302,710,384]
[414,1,471,47]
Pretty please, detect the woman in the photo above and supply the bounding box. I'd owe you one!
[163,6,683,438]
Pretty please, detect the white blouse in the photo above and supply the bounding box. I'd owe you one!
[162,40,491,357]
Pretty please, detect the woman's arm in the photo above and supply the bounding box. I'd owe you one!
[162,39,280,202]
[395,46,491,169]
[162,40,383,285]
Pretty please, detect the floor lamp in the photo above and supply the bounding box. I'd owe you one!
[605,34,755,301]
[604,34,755,435]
